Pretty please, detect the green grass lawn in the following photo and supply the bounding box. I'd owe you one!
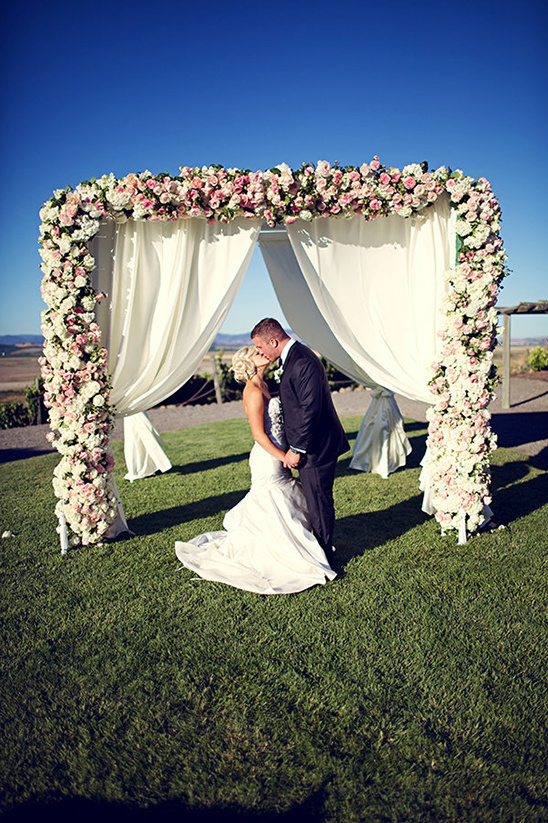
[1,417,547,822]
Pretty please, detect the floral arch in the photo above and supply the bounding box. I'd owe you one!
[38,158,507,551]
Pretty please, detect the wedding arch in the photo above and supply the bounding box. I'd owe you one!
[38,159,507,551]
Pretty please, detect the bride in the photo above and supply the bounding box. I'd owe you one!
[175,346,336,594]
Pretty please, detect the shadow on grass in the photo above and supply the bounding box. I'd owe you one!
[0,447,54,463]
[1,790,327,822]
[334,445,547,566]
[127,490,248,537]
[492,410,548,456]
[168,452,249,476]
[334,493,429,567]
[490,460,548,524]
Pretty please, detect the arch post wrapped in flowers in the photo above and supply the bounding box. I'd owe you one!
[38,159,507,550]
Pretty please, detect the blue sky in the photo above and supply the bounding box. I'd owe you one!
[1,0,546,339]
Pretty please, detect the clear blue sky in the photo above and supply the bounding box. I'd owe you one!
[1,0,546,339]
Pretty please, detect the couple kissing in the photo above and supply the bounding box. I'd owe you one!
[175,318,350,595]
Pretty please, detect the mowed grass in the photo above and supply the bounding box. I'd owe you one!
[0,417,547,822]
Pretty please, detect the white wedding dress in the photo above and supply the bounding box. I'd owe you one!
[175,397,336,594]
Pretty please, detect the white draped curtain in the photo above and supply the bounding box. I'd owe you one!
[284,194,456,404]
[89,216,261,485]
[259,229,411,477]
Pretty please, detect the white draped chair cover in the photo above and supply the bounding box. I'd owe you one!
[258,228,410,477]
[284,196,457,497]
[350,387,412,478]
[89,215,260,494]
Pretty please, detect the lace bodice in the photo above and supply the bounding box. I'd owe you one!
[265,396,287,451]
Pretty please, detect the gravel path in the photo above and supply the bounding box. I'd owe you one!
[1,377,547,467]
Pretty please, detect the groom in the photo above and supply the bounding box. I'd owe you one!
[251,318,349,561]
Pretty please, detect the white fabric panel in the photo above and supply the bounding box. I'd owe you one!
[259,230,411,476]
[285,195,456,403]
[349,388,411,478]
[91,217,261,414]
[259,229,377,387]
[123,413,172,481]
[89,217,260,482]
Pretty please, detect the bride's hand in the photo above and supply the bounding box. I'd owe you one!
[284,449,301,469]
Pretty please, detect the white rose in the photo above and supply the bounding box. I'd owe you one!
[455,219,472,237]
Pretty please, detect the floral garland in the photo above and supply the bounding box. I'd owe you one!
[427,174,507,534]
[38,159,507,546]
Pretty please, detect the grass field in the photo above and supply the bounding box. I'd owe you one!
[1,417,547,822]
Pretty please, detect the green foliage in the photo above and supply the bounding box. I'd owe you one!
[157,373,217,406]
[0,400,32,429]
[24,378,45,423]
[215,350,243,402]
[0,379,45,429]
[320,356,360,391]
[1,421,547,820]
[527,345,548,371]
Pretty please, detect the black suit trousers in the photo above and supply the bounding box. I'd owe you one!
[298,459,338,554]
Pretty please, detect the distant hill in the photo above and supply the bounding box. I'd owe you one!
[0,332,255,348]
[1,332,545,351]
[0,334,44,346]
[511,338,548,347]
[211,333,253,348]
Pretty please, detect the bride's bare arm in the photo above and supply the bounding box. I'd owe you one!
[243,385,286,462]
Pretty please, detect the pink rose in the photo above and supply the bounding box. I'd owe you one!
[403,177,416,190]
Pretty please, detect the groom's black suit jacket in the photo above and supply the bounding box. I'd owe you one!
[279,341,350,468]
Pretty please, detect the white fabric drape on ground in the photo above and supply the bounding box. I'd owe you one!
[259,228,411,477]
[349,387,411,478]
[89,217,261,483]
[285,194,456,404]
[122,413,172,482]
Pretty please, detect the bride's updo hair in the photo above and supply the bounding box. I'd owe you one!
[231,345,257,384]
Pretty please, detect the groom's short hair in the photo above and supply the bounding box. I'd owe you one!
[251,318,289,341]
